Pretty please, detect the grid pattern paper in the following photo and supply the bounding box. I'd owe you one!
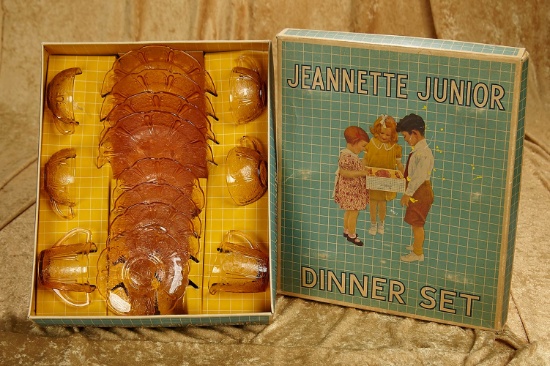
[277,30,527,330]
[31,43,274,327]
[282,29,524,57]
[202,50,271,315]
[36,55,115,317]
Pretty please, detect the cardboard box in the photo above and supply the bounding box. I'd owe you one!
[31,30,528,330]
[365,167,406,193]
[30,41,277,327]
[276,29,528,330]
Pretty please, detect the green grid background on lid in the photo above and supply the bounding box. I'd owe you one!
[279,39,519,329]
[282,29,523,57]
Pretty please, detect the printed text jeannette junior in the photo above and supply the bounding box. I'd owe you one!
[286,64,506,110]
[301,266,481,317]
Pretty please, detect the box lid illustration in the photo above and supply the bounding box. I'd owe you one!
[276,29,528,330]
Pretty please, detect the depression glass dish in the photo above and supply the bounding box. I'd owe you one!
[44,148,77,219]
[107,69,202,98]
[112,181,203,247]
[114,157,206,210]
[101,89,216,122]
[100,69,215,121]
[101,45,217,97]
[113,181,201,219]
[102,91,217,143]
[229,56,266,124]
[226,136,268,205]
[208,230,269,294]
[97,226,191,315]
[97,111,213,178]
[46,67,82,134]
[109,202,200,253]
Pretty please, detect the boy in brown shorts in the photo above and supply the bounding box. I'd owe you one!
[396,114,434,262]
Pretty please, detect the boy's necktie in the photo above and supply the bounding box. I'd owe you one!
[404,151,413,179]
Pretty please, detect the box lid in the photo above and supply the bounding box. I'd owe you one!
[276,29,529,330]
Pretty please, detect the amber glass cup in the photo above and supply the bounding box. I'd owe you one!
[37,228,97,307]
[209,230,269,295]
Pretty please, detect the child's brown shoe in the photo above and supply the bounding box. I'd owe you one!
[347,235,364,246]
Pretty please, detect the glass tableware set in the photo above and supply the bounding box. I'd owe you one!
[37,46,269,316]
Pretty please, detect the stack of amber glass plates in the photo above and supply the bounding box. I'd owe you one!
[95,45,217,316]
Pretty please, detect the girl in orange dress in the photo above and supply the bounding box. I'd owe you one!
[363,115,404,235]
[334,126,370,246]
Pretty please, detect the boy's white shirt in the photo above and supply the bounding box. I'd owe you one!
[405,139,434,196]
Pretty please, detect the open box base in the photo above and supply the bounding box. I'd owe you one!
[30,41,276,327]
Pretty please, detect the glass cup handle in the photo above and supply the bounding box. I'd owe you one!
[51,228,94,306]
[49,198,75,220]
[52,116,76,135]
[54,227,92,247]
[239,136,265,157]
[224,230,264,252]
[53,289,91,307]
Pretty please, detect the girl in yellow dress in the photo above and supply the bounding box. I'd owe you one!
[363,115,404,235]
